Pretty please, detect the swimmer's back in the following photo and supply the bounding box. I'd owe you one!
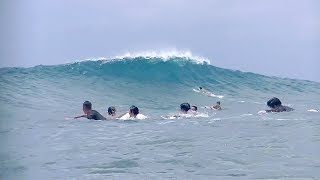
[279,106,294,112]
[119,113,147,120]
[87,110,106,120]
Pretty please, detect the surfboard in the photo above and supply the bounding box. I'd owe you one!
[193,89,224,99]
[119,113,148,120]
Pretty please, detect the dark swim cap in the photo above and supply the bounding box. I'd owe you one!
[199,87,203,90]
[130,105,139,115]
[83,101,92,109]
[267,97,282,108]
[180,103,191,112]
[108,106,116,115]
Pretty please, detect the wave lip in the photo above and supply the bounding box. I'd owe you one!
[112,50,211,64]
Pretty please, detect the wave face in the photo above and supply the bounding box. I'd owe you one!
[0,54,319,117]
[1,52,320,180]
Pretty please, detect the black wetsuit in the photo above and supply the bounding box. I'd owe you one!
[268,106,294,112]
[87,110,106,120]
[278,106,294,112]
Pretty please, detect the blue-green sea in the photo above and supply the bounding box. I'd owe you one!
[1,55,319,180]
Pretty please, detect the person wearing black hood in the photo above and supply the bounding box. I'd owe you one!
[266,97,294,112]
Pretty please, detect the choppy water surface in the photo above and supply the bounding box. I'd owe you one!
[1,55,319,179]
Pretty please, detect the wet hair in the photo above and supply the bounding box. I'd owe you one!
[129,105,139,116]
[191,106,197,111]
[267,97,282,108]
[180,103,191,112]
[83,101,92,110]
[199,87,203,90]
[217,101,221,105]
[108,106,116,115]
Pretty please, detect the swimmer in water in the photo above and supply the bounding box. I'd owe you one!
[129,106,139,118]
[163,103,194,119]
[74,101,106,120]
[180,103,191,114]
[198,86,224,98]
[107,106,116,119]
[211,101,222,110]
[189,105,198,115]
[198,86,211,95]
[170,103,191,118]
[119,105,147,120]
[266,97,294,112]
[191,105,198,112]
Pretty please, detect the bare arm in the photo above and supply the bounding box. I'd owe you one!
[266,109,280,113]
[117,112,129,119]
[74,114,87,119]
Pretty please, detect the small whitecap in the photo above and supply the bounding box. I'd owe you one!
[308,109,319,112]
[258,110,267,114]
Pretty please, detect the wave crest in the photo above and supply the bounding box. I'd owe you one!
[82,50,210,65]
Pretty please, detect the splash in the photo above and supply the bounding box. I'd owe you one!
[112,50,211,64]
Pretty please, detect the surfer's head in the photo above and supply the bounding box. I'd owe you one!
[191,106,197,112]
[199,87,203,90]
[267,97,282,108]
[217,101,221,105]
[180,103,191,113]
[108,106,116,116]
[83,101,92,114]
[129,105,139,117]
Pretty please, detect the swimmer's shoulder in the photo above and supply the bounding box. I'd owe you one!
[283,106,294,112]
[136,114,147,119]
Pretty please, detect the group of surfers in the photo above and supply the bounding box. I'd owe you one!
[74,101,147,120]
[73,95,293,121]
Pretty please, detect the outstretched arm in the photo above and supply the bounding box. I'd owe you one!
[117,112,128,118]
[266,109,280,113]
[74,114,87,119]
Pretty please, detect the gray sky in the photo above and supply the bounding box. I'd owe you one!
[1,0,319,81]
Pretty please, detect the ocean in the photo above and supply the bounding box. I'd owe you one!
[1,52,320,180]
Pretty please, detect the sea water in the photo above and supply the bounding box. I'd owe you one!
[1,53,320,179]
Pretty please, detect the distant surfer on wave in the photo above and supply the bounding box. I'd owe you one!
[198,87,212,96]
[205,101,222,111]
[74,101,106,120]
[196,87,224,99]
[266,97,294,112]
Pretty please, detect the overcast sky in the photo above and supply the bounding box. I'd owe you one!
[1,0,319,81]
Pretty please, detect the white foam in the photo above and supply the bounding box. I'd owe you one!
[193,113,209,118]
[64,50,210,66]
[193,88,224,99]
[161,112,209,119]
[258,110,267,114]
[241,114,253,116]
[113,50,210,64]
[308,109,319,112]
[158,121,176,124]
[85,57,107,61]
